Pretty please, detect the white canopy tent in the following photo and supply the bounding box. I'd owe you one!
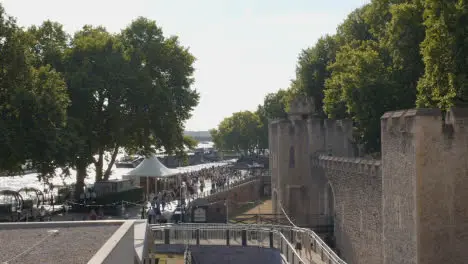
[124,155,180,197]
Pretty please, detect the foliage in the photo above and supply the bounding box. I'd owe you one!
[183,135,199,150]
[417,0,468,109]
[215,0,448,154]
[0,5,69,176]
[324,40,394,152]
[211,111,262,154]
[295,36,339,117]
[0,5,199,197]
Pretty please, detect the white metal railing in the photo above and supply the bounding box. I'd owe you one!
[150,223,346,264]
[150,223,305,264]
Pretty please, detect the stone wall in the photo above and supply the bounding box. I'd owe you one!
[317,156,382,264]
[194,179,263,223]
[269,96,468,263]
[381,108,468,264]
[270,98,468,264]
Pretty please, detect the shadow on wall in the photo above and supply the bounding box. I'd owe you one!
[335,224,357,263]
[194,180,264,223]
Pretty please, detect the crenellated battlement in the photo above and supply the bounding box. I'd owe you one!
[380,108,440,134]
[288,97,315,118]
[270,99,468,264]
[317,155,381,176]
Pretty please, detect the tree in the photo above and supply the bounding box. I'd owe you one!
[324,41,395,153]
[295,35,339,117]
[183,135,199,150]
[255,105,269,153]
[0,4,69,176]
[120,17,199,156]
[336,5,374,45]
[61,26,136,193]
[417,0,468,109]
[212,111,261,155]
[27,20,69,72]
[209,128,224,151]
[54,18,199,197]
[384,2,425,107]
[262,89,290,119]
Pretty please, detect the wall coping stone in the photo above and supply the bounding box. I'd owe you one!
[318,155,381,176]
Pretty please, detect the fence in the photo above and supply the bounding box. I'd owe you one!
[149,223,305,264]
[149,223,346,264]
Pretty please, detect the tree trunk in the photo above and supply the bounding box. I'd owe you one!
[94,149,104,182]
[75,162,87,200]
[103,145,119,181]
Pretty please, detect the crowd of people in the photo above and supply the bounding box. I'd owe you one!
[145,165,257,223]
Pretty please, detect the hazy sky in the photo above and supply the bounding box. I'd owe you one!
[2,0,369,131]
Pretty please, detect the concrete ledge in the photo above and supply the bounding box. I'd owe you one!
[0,219,126,230]
[133,220,149,264]
[88,220,136,264]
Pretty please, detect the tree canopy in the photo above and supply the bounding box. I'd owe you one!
[0,4,199,196]
[213,0,468,155]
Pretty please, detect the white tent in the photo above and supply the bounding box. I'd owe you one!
[126,155,178,177]
[124,155,180,197]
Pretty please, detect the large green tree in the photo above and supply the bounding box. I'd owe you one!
[61,26,136,192]
[324,41,394,153]
[417,0,468,109]
[212,111,261,155]
[27,20,69,72]
[295,36,339,117]
[57,19,199,196]
[321,0,425,153]
[0,4,69,176]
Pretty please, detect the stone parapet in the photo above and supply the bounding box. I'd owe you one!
[318,155,381,176]
[380,108,440,134]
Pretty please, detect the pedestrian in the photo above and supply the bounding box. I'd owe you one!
[148,206,156,224]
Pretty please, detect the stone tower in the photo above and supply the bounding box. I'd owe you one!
[270,97,319,226]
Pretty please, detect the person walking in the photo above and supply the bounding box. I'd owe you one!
[147,206,156,224]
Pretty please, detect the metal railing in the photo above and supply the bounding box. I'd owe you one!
[150,223,305,264]
[150,223,346,264]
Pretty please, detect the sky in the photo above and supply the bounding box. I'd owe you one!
[1,0,369,131]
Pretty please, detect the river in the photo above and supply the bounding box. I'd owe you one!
[0,142,233,192]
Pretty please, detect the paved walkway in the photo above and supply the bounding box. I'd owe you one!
[151,236,326,264]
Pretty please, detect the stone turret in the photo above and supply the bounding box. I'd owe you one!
[288,97,315,121]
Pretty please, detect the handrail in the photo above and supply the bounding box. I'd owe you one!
[150,223,346,264]
[150,223,305,264]
[279,203,344,264]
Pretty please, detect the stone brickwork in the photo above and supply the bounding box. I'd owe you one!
[193,179,263,223]
[317,156,382,263]
[381,108,468,264]
[269,96,468,264]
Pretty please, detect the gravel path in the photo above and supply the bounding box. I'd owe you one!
[0,225,119,264]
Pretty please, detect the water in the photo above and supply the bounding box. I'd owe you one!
[0,152,235,192]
